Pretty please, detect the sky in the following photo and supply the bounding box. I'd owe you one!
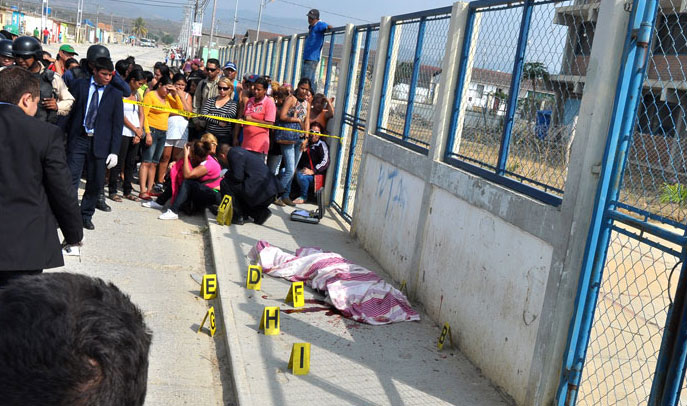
[80,0,458,36]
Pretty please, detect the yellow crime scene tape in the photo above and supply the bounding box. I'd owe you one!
[123,98,342,141]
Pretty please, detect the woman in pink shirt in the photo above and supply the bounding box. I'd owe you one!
[143,140,221,220]
[238,77,276,161]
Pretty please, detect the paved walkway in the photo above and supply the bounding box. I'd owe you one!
[54,194,233,405]
[208,204,511,406]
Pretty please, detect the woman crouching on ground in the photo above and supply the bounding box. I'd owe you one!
[142,140,222,220]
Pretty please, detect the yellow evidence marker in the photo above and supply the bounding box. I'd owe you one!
[437,322,453,350]
[288,343,311,375]
[200,274,218,300]
[216,194,233,225]
[285,281,305,308]
[198,306,217,337]
[246,265,262,290]
[259,306,280,335]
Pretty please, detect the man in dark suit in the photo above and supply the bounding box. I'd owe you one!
[0,67,83,281]
[220,146,284,225]
[66,57,124,230]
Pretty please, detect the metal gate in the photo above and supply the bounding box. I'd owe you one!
[558,0,687,404]
[330,24,379,222]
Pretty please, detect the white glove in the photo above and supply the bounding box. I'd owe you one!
[106,154,118,169]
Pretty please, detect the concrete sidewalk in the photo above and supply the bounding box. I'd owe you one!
[207,204,511,406]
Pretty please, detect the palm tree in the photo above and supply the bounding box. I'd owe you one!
[132,17,148,38]
[522,62,549,121]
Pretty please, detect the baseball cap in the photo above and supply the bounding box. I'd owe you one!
[306,9,319,19]
[243,74,259,83]
[223,61,237,71]
[59,44,78,55]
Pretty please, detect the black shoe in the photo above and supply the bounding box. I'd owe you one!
[232,215,245,225]
[96,200,111,212]
[83,218,95,230]
[209,204,219,216]
[253,208,272,225]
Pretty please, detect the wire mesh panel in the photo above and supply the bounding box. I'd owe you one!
[445,0,593,205]
[574,2,687,404]
[322,28,345,98]
[376,8,452,153]
[577,230,680,405]
[331,25,379,221]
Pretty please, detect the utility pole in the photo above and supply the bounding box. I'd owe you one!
[191,0,199,58]
[256,0,265,42]
[232,0,238,39]
[76,0,84,43]
[209,0,217,50]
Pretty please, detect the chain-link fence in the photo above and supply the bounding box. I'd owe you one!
[331,24,380,221]
[375,8,452,153]
[446,0,593,203]
[577,1,687,404]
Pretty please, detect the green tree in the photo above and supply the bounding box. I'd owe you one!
[393,61,414,85]
[132,17,148,38]
[522,62,549,121]
[161,33,175,45]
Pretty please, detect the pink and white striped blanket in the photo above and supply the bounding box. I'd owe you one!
[249,241,420,325]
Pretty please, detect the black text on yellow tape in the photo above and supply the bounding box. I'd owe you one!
[200,274,218,300]
[259,306,280,335]
[216,194,233,226]
[198,306,217,337]
[246,264,262,290]
[288,343,311,375]
[123,98,341,141]
[437,322,454,350]
[285,281,305,308]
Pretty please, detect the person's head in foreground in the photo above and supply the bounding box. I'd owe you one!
[0,273,152,406]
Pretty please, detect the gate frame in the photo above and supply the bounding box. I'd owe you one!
[555,0,665,404]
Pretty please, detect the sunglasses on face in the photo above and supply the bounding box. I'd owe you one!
[218,86,230,91]
[206,67,218,72]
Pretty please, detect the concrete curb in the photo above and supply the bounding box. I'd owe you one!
[205,212,251,406]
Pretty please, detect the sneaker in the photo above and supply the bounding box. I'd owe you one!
[153,183,164,194]
[158,209,178,220]
[142,200,164,210]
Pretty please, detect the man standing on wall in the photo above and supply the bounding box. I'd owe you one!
[302,9,332,93]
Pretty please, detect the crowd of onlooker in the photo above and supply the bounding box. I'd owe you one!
[0,31,332,229]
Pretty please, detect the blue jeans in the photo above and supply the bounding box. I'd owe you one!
[169,179,219,213]
[142,128,166,164]
[278,143,302,199]
[267,154,282,176]
[296,172,313,200]
[301,60,318,93]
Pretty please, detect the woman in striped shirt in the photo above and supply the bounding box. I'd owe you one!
[200,77,237,146]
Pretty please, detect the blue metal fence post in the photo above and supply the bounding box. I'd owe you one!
[555,0,659,403]
[342,27,373,215]
[402,17,427,141]
[376,23,397,132]
[276,40,285,83]
[444,9,476,161]
[323,32,336,96]
[330,29,359,205]
[496,0,533,175]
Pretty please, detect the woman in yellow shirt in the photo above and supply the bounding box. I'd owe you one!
[139,75,184,200]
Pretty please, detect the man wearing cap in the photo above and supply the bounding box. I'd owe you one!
[13,36,74,123]
[222,61,242,102]
[49,44,78,76]
[303,9,333,93]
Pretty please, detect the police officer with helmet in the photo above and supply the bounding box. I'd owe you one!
[12,36,74,123]
[0,38,13,69]
[63,44,131,97]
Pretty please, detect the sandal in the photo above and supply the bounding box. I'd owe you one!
[292,198,306,204]
[124,194,141,202]
[139,192,152,201]
[109,193,123,202]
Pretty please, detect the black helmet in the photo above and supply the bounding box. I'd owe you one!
[12,36,42,58]
[0,39,12,58]
[0,32,5,40]
[86,45,110,62]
